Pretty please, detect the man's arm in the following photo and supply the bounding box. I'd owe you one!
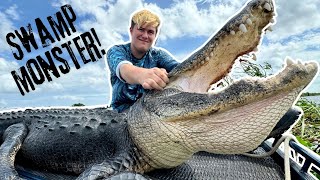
[119,64,169,90]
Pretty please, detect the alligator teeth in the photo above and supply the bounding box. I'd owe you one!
[205,57,210,61]
[253,47,258,52]
[230,30,235,35]
[246,18,252,25]
[242,14,249,21]
[258,5,262,10]
[239,24,247,33]
[270,18,275,23]
[209,52,214,57]
[267,26,273,32]
[286,58,294,66]
[263,3,272,11]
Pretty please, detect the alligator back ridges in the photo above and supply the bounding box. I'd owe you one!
[0,108,111,142]
[0,108,134,175]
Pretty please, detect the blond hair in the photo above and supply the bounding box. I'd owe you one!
[130,9,161,32]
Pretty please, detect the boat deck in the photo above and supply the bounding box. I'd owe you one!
[17,146,285,180]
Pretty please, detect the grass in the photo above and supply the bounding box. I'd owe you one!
[292,98,320,156]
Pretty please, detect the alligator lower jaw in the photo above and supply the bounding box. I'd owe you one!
[169,60,319,154]
[167,0,275,93]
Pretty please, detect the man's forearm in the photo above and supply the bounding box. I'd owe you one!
[119,63,143,84]
[119,63,169,90]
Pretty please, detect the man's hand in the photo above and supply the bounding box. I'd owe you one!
[140,67,169,90]
[120,64,169,90]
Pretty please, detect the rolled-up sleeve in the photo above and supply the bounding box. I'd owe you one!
[107,45,132,82]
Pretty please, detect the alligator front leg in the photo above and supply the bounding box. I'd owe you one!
[78,164,149,180]
[77,152,150,180]
[0,123,27,179]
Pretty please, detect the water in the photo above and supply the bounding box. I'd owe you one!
[303,95,320,104]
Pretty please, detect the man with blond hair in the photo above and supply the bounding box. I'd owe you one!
[107,9,179,112]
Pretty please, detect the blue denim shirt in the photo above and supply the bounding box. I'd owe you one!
[107,43,179,112]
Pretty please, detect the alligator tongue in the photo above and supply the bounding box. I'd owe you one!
[167,0,275,93]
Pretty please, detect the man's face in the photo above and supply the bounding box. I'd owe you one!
[130,24,157,55]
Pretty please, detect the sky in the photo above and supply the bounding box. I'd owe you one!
[0,0,319,110]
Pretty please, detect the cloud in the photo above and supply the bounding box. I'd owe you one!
[254,27,320,92]
[145,0,247,40]
[0,7,18,53]
[259,0,320,67]
[53,95,84,101]
[5,4,19,20]
[0,58,20,93]
[0,58,110,108]
[62,0,318,94]
[52,0,144,49]
[29,60,109,95]
[65,59,109,94]
[51,0,250,47]
[267,0,320,41]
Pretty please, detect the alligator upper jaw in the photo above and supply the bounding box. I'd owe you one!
[167,0,276,93]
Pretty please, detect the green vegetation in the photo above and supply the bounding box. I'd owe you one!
[301,92,320,97]
[292,98,320,155]
[239,59,273,78]
[72,103,85,107]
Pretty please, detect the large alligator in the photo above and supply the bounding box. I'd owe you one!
[0,0,319,179]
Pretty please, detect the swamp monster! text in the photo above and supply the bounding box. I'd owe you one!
[6,5,105,96]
